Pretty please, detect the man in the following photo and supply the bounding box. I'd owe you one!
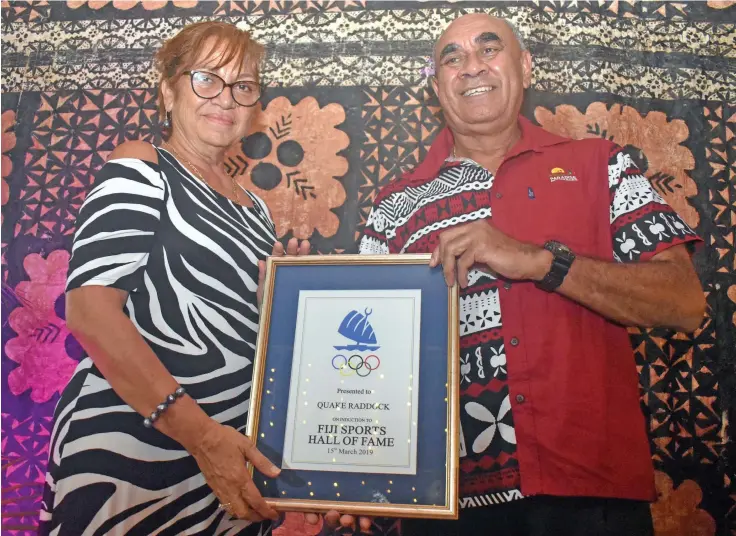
[357,13,705,536]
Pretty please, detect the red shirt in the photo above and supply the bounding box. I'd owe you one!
[360,117,699,504]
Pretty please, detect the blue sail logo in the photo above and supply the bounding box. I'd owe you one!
[331,308,381,377]
[333,308,380,352]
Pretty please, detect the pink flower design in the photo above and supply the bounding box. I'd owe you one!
[5,250,78,403]
[420,57,436,78]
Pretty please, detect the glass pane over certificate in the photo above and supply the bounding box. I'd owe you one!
[282,290,421,475]
[248,255,459,519]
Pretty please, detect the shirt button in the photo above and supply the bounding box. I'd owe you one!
[495,192,503,199]
[510,337,519,346]
[516,394,526,404]
[503,282,512,290]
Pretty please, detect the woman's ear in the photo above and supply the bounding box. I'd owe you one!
[162,78,175,114]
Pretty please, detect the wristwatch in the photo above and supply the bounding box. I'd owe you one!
[536,241,575,292]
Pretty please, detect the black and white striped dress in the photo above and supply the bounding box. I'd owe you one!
[39,147,277,536]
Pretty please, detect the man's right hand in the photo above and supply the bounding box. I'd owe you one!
[306,511,374,533]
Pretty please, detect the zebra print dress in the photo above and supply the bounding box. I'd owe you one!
[39,147,277,536]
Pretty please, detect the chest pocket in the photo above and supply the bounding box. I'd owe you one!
[495,156,605,258]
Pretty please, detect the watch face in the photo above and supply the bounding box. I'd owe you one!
[546,241,574,260]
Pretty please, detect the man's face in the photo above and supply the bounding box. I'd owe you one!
[432,15,532,135]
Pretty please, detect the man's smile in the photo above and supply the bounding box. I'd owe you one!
[462,85,496,97]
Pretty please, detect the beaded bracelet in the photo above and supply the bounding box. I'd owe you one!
[143,386,186,428]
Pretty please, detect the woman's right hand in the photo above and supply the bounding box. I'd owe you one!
[189,420,281,521]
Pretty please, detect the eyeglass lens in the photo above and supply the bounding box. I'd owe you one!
[190,71,260,106]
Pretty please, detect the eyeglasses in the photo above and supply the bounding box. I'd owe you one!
[183,70,261,107]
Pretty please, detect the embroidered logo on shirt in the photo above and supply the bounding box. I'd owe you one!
[549,167,578,182]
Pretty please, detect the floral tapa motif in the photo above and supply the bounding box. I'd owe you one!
[650,471,716,536]
[67,0,197,9]
[5,250,78,403]
[227,96,349,239]
[2,110,16,216]
[535,103,699,229]
[706,0,736,8]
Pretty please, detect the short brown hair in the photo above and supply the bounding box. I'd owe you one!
[154,21,264,121]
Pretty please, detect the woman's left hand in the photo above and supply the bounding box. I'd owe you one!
[257,238,311,308]
[259,240,372,531]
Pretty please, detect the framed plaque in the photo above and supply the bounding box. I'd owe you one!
[246,254,459,519]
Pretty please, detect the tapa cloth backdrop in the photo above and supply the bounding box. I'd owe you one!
[1,1,734,535]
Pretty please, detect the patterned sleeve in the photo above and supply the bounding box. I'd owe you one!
[607,144,700,263]
[66,158,166,292]
[358,203,390,255]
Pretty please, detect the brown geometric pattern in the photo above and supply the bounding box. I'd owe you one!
[704,104,736,275]
[0,0,50,24]
[2,2,735,535]
[701,101,736,536]
[16,90,159,238]
[631,322,721,464]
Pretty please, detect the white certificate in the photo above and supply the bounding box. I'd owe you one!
[281,289,422,474]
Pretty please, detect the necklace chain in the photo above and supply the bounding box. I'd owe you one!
[163,142,241,204]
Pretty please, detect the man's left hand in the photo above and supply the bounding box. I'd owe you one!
[306,511,373,533]
[429,220,552,288]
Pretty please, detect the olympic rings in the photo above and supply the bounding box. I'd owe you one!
[364,355,380,370]
[332,354,355,376]
[332,354,347,369]
[331,354,381,377]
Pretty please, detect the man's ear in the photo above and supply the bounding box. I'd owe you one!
[521,50,532,89]
[431,74,440,96]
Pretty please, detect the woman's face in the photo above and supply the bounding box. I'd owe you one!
[163,41,259,150]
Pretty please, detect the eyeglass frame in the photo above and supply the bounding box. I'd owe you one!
[182,70,262,108]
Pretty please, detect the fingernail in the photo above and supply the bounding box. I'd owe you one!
[271,465,280,475]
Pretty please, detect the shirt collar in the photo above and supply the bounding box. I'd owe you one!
[404,115,571,182]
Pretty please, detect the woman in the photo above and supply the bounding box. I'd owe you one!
[39,21,309,535]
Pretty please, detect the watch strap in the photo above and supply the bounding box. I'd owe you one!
[536,241,575,292]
